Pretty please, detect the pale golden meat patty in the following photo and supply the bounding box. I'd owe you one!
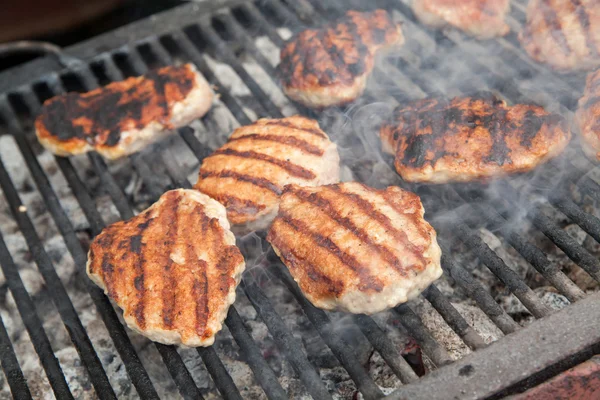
[576,69,600,161]
[87,189,245,347]
[279,9,404,109]
[267,182,442,314]
[35,63,213,160]
[412,0,510,39]
[519,0,600,72]
[380,93,571,183]
[194,116,340,232]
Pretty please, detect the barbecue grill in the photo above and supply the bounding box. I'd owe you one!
[0,0,599,398]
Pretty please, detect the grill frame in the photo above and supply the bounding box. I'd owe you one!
[0,0,598,399]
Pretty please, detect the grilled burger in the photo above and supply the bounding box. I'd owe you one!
[267,182,442,314]
[380,93,571,183]
[35,63,213,160]
[576,69,600,161]
[519,0,600,72]
[194,116,340,233]
[86,189,245,347]
[412,0,510,39]
[279,9,404,109]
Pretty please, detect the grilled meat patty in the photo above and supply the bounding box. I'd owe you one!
[412,0,510,39]
[35,63,213,160]
[519,0,600,72]
[279,10,404,109]
[576,69,600,161]
[87,189,245,347]
[194,116,340,232]
[380,93,571,183]
[267,182,442,314]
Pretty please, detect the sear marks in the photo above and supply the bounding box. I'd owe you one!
[194,116,340,232]
[576,68,600,161]
[267,182,442,314]
[412,0,511,39]
[35,63,213,159]
[279,9,404,109]
[380,93,571,183]
[86,189,245,347]
[519,0,600,72]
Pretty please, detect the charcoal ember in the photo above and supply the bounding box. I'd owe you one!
[451,303,502,344]
[535,287,570,311]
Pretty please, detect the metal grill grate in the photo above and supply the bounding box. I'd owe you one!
[0,0,599,399]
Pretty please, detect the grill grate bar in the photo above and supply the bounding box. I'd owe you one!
[242,281,333,400]
[225,307,289,400]
[197,347,243,400]
[548,190,600,246]
[450,190,586,303]
[0,310,32,400]
[354,314,420,384]
[494,181,600,283]
[392,304,453,366]
[0,100,119,399]
[22,80,201,399]
[440,253,519,334]
[269,262,385,399]
[451,222,552,318]
[422,285,487,350]
[0,226,72,399]
[168,32,253,126]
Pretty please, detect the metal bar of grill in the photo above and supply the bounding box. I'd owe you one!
[0,228,71,399]
[0,0,598,398]
[0,101,119,400]
[0,310,31,400]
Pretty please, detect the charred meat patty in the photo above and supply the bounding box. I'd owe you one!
[519,0,600,72]
[35,63,213,160]
[279,9,404,109]
[576,68,600,161]
[412,0,510,39]
[87,189,245,347]
[380,93,571,183]
[267,182,442,314]
[194,116,340,233]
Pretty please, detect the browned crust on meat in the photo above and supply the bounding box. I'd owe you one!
[413,0,510,39]
[279,9,404,103]
[87,190,244,346]
[267,182,441,312]
[35,64,199,152]
[380,92,571,183]
[519,0,600,72]
[576,69,600,161]
[194,115,339,226]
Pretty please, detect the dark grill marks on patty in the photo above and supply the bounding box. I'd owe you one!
[276,210,385,292]
[540,0,572,55]
[87,190,244,345]
[571,0,599,58]
[330,184,428,267]
[211,148,317,180]
[37,64,196,147]
[227,133,324,156]
[267,230,345,297]
[380,93,570,180]
[288,186,411,276]
[198,170,283,195]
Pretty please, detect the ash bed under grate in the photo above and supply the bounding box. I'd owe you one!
[0,0,599,399]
